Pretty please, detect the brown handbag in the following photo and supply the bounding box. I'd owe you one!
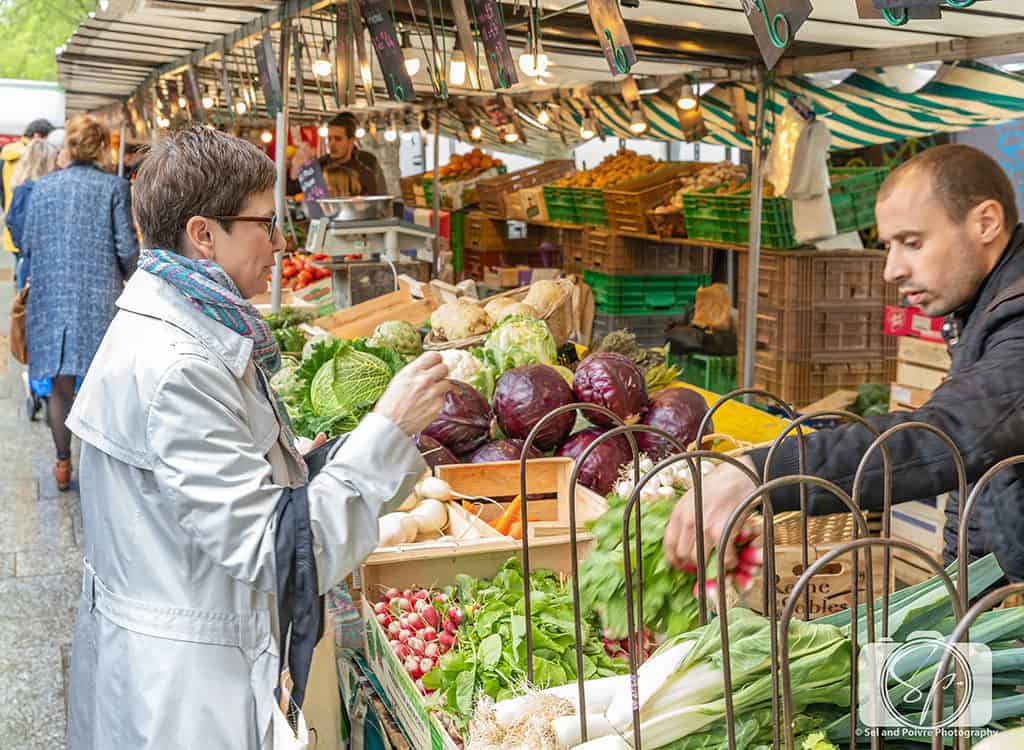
[10,284,28,365]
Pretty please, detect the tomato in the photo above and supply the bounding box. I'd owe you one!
[315,267,331,280]
[282,265,298,279]
[298,270,314,286]
[312,253,329,261]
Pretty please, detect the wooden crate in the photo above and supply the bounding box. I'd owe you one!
[477,160,575,218]
[308,277,436,340]
[745,511,893,619]
[889,382,933,412]
[505,186,549,222]
[897,336,951,371]
[463,211,509,250]
[400,173,422,206]
[896,361,947,391]
[603,163,702,235]
[891,501,946,585]
[748,354,896,407]
[737,249,896,309]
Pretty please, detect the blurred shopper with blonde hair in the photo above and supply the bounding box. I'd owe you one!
[5,139,59,288]
[21,114,138,490]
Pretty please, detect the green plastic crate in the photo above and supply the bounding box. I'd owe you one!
[543,185,578,224]
[674,353,737,396]
[830,167,889,230]
[583,270,711,315]
[572,187,607,227]
[450,210,466,274]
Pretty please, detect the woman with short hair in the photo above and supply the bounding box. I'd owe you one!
[22,114,138,489]
[65,125,448,749]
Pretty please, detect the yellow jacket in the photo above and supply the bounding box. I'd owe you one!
[2,139,27,252]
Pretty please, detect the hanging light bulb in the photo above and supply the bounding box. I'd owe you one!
[580,110,597,140]
[502,129,519,144]
[629,107,648,135]
[676,82,698,111]
[201,86,214,110]
[401,32,420,77]
[260,130,273,144]
[313,39,332,78]
[384,119,398,142]
[448,49,467,87]
[318,123,329,138]
[537,105,551,126]
[157,115,170,129]
[178,94,188,109]
[469,124,483,141]
[518,46,549,77]
[235,99,247,116]
[355,123,367,139]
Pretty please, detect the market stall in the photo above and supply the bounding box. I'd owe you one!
[52,1,1024,749]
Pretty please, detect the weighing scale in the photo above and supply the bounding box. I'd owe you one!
[305,197,438,310]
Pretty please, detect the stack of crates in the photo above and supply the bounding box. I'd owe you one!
[582,240,713,347]
[737,250,898,407]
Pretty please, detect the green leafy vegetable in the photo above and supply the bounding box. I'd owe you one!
[482,314,557,374]
[367,320,423,357]
[424,557,626,735]
[580,493,701,640]
[309,342,393,419]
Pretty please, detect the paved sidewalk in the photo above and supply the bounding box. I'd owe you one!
[0,262,81,750]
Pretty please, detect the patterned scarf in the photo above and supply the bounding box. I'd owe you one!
[138,249,281,374]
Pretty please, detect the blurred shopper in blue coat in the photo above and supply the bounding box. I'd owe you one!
[21,114,138,489]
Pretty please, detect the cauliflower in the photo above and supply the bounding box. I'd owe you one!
[484,297,539,323]
[368,320,422,356]
[430,300,494,341]
[438,349,496,399]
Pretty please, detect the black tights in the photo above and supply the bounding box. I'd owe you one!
[47,375,76,461]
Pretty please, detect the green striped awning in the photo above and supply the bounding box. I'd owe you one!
[437,61,1024,153]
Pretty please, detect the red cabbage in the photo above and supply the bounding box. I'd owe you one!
[422,380,494,456]
[470,439,544,464]
[638,387,711,460]
[557,427,634,496]
[492,365,575,451]
[573,352,648,427]
[415,434,459,468]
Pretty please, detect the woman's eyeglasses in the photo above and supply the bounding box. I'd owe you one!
[213,214,278,240]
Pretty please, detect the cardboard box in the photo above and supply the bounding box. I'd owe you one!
[897,336,951,371]
[506,186,548,222]
[891,500,946,585]
[484,265,528,289]
[896,361,947,391]
[884,305,945,343]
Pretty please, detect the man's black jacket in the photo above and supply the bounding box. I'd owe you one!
[748,225,1024,581]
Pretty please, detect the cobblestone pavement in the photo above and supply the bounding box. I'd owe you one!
[0,259,80,750]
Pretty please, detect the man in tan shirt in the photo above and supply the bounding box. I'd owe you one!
[317,112,387,198]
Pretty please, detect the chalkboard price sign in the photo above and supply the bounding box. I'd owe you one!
[297,158,329,219]
[588,0,637,75]
[255,30,284,116]
[360,0,417,102]
[741,0,812,70]
[184,66,205,124]
[472,0,518,89]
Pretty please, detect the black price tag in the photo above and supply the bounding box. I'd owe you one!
[297,159,329,219]
[255,30,284,116]
[588,0,638,75]
[742,0,812,70]
[360,0,418,102]
[472,0,518,89]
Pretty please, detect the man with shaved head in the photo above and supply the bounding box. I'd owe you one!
[664,144,1024,582]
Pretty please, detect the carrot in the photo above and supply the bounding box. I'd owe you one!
[493,495,522,536]
[462,500,480,514]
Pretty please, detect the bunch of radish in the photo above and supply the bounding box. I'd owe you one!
[373,587,463,693]
[686,535,763,603]
[602,627,654,661]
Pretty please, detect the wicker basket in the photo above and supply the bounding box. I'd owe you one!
[423,280,575,350]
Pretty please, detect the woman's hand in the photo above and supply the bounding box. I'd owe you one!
[294,431,328,455]
[373,352,450,436]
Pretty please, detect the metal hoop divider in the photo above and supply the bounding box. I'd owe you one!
[852,422,965,633]
[761,410,886,750]
[718,474,872,750]
[780,538,962,750]
[517,404,637,686]
[619,449,761,750]
[959,455,1024,603]
[765,410,885,630]
[694,387,801,625]
[929,582,1024,750]
[571,423,688,746]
